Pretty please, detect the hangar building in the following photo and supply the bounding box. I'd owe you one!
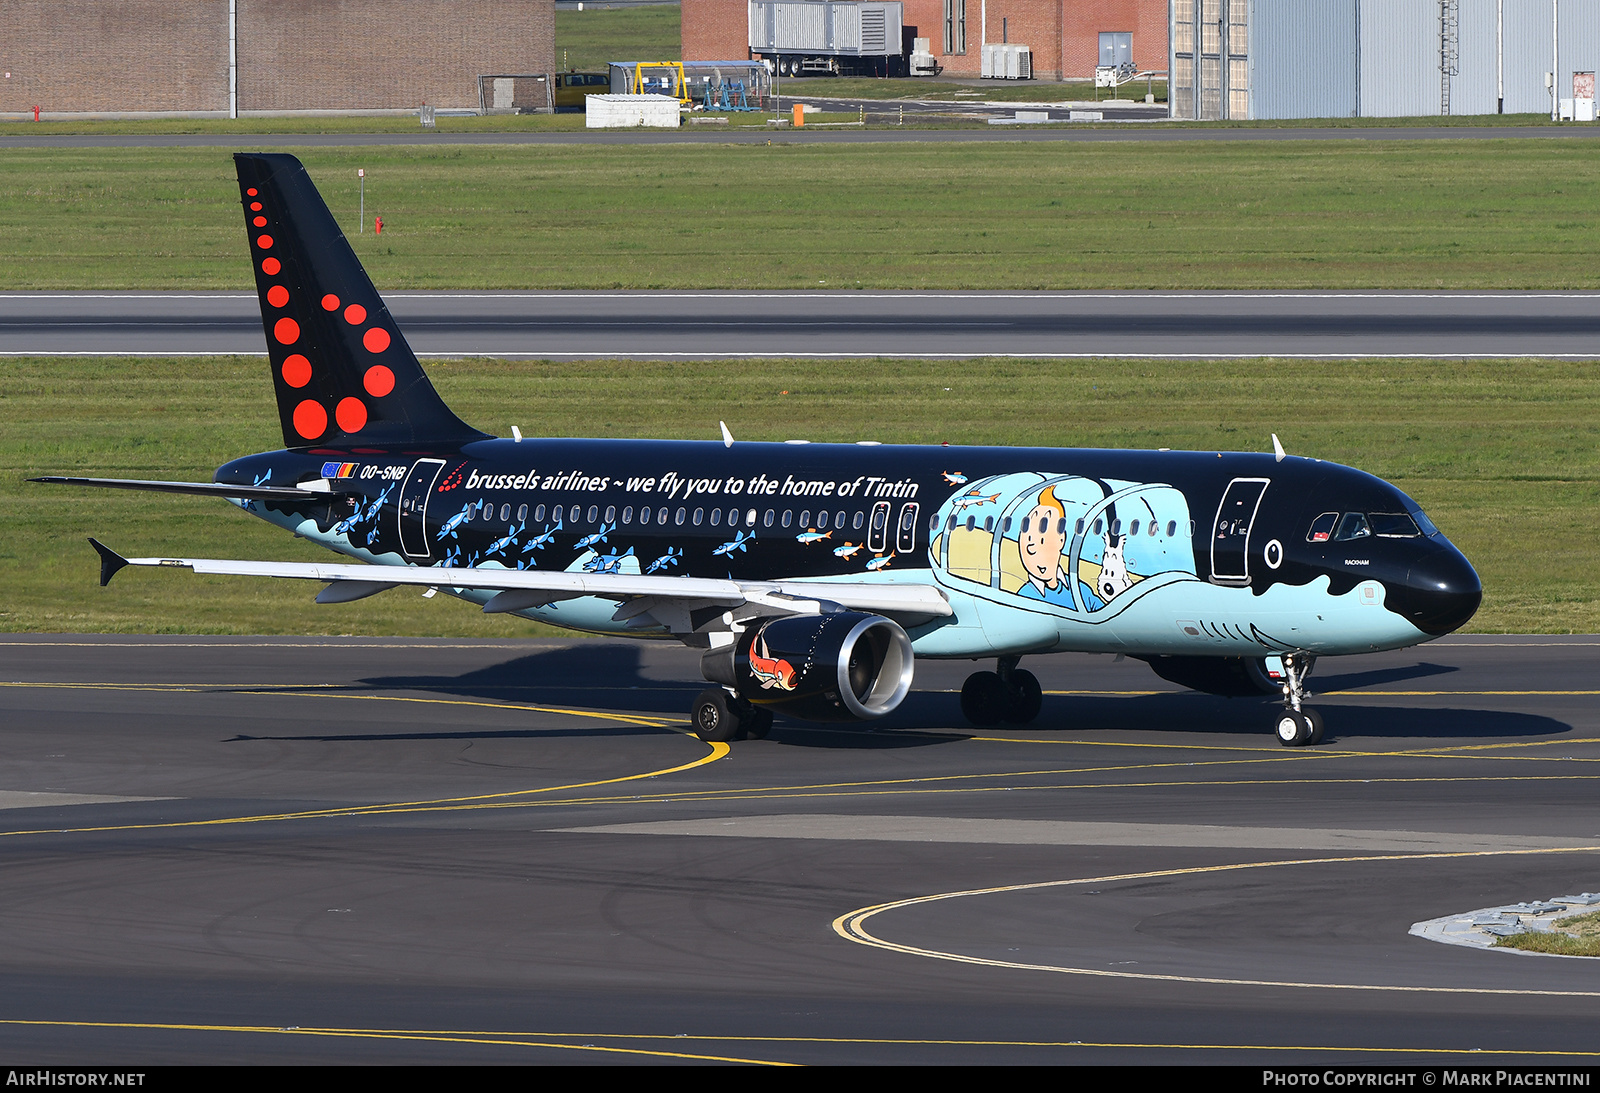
[683,0,1168,82]
[0,0,554,117]
[1173,0,1600,120]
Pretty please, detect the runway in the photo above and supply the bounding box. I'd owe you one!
[1,633,1597,1064]
[7,290,1600,358]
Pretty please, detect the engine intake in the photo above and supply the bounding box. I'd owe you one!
[703,612,915,722]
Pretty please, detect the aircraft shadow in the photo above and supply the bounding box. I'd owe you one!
[1314,661,1459,692]
[356,644,701,716]
[260,647,1568,750]
[986,692,1570,745]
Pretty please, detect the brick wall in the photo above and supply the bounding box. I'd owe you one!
[1061,0,1167,78]
[689,0,1166,83]
[1,1,227,113]
[0,0,554,115]
[683,0,752,62]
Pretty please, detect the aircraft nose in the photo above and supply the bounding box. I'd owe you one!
[1385,544,1483,636]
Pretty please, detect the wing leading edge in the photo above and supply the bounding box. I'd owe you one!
[84,540,953,633]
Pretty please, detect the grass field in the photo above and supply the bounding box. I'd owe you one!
[5,355,1597,636]
[4,141,1600,289]
[556,4,681,72]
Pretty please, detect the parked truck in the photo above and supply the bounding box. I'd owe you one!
[748,0,906,78]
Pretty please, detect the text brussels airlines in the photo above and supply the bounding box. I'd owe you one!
[461,468,921,501]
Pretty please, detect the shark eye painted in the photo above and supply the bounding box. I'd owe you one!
[335,396,367,433]
[363,327,391,354]
[292,399,326,439]
[281,354,311,388]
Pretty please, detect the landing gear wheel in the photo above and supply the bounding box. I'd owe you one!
[693,688,743,743]
[960,671,1007,727]
[1002,669,1042,725]
[743,706,773,740]
[1274,711,1312,747]
[1304,707,1325,746]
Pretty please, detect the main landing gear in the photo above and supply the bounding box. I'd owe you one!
[960,656,1042,727]
[1271,652,1324,747]
[692,688,774,743]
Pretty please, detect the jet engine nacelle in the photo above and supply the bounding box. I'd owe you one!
[703,612,915,722]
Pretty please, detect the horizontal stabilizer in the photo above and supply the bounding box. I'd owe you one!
[86,538,129,588]
[33,477,327,501]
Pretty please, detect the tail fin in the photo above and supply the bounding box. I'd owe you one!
[234,153,487,449]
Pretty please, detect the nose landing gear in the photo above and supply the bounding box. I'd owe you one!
[1271,653,1324,746]
[960,656,1042,727]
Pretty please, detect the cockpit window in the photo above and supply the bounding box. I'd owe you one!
[1307,512,1338,542]
[1370,512,1421,537]
[1332,512,1371,542]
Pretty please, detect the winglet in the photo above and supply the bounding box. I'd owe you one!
[1271,433,1287,462]
[87,538,129,587]
[719,421,734,448]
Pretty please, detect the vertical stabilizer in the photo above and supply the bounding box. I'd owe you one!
[234,153,487,449]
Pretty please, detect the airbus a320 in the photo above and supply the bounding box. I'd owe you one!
[36,154,1482,746]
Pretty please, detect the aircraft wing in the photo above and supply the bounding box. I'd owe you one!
[86,539,953,633]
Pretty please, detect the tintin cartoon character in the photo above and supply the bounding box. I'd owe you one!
[1017,485,1075,607]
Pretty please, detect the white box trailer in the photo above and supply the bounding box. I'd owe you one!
[749,1,905,77]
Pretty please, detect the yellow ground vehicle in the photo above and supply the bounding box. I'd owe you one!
[553,72,612,109]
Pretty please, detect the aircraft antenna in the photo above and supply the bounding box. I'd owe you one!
[512,426,523,443]
[1271,433,1286,462]
[719,421,734,448]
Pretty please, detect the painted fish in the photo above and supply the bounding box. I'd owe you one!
[949,491,1002,512]
[795,530,833,544]
[942,471,967,485]
[646,546,683,573]
[713,530,754,556]
[865,554,893,571]
[833,542,862,559]
[522,518,563,553]
[748,633,799,691]
[573,522,614,552]
[435,504,473,541]
[484,522,525,558]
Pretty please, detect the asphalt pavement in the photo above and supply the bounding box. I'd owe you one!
[0,633,1596,1063]
[5,290,1600,358]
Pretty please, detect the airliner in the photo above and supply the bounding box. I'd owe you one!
[34,153,1482,747]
